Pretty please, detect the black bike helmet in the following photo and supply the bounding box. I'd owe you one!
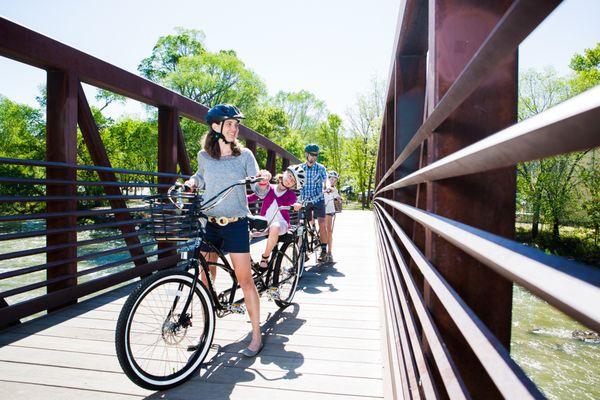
[206,104,245,125]
[304,143,320,153]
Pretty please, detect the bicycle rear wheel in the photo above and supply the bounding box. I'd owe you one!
[115,269,215,390]
[273,241,300,307]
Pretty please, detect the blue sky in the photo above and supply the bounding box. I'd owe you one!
[0,0,598,119]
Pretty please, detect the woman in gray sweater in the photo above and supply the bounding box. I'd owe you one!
[184,104,271,357]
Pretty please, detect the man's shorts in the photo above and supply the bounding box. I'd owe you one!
[199,218,250,253]
[305,199,326,220]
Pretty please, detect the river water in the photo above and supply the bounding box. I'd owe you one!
[0,223,598,397]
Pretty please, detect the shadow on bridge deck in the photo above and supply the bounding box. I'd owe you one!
[0,210,384,400]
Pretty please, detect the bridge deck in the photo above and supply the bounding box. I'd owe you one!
[0,210,384,399]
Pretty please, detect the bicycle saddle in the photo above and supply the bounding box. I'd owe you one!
[247,214,268,231]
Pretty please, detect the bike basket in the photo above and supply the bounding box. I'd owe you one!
[145,194,204,242]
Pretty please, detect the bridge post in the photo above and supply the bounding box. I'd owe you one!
[158,107,178,261]
[45,70,78,311]
[245,139,257,156]
[425,1,517,398]
[393,55,427,280]
[266,149,276,175]
[176,119,192,176]
[281,157,290,170]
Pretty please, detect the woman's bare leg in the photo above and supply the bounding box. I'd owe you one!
[230,252,262,351]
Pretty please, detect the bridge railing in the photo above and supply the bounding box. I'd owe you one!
[374,1,599,399]
[0,17,300,327]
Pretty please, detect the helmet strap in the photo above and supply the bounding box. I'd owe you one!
[213,121,233,144]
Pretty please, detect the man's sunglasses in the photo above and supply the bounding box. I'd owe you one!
[307,152,319,157]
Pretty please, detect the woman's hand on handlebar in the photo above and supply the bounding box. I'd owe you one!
[292,202,303,212]
[182,179,197,192]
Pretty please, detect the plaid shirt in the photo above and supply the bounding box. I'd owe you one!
[300,162,327,203]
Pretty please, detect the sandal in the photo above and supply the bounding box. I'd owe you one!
[259,254,269,269]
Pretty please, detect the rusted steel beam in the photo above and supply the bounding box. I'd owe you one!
[78,84,148,266]
[245,139,257,157]
[0,255,180,327]
[0,230,148,265]
[0,218,148,242]
[0,206,147,222]
[374,219,419,400]
[0,17,300,163]
[176,119,192,176]
[158,107,179,261]
[45,70,78,311]
[424,1,517,398]
[376,203,544,399]
[381,86,600,191]
[385,0,428,104]
[377,0,562,191]
[0,244,173,299]
[384,101,395,214]
[0,156,181,178]
[0,176,171,188]
[392,55,426,241]
[266,150,276,175]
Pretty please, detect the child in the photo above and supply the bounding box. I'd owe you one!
[323,170,342,262]
[247,164,306,268]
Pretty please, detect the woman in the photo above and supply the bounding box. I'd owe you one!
[323,170,342,262]
[184,103,270,357]
[247,164,306,269]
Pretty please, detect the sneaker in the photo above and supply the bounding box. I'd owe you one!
[327,252,334,263]
[318,250,328,263]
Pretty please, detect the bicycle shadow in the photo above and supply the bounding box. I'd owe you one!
[298,261,345,295]
[145,303,306,399]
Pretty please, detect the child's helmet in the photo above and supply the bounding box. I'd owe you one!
[286,164,306,190]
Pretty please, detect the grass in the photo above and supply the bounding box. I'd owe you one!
[515,223,600,267]
[341,200,371,211]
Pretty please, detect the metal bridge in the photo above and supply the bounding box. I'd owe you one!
[1,1,599,399]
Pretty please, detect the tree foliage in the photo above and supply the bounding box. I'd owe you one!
[344,77,384,208]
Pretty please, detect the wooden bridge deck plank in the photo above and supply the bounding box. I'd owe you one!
[0,211,383,399]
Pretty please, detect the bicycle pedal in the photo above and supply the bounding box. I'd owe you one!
[265,286,281,301]
[227,302,246,314]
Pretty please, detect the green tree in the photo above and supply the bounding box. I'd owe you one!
[138,28,206,82]
[0,95,46,213]
[345,77,384,209]
[517,68,571,238]
[95,89,126,112]
[569,42,600,95]
[539,152,588,242]
[165,50,266,110]
[272,90,327,136]
[139,28,266,113]
[316,113,344,180]
[580,149,600,245]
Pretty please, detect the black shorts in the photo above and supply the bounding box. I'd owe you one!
[199,218,249,253]
[306,199,326,220]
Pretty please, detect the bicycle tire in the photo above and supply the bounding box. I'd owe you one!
[115,268,215,390]
[273,241,300,307]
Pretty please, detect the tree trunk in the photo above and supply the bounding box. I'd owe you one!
[531,206,540,239]
[531,191,541,239]
[552,220,560,243]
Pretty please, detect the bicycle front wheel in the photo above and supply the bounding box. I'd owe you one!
[115,269,216,390]
[273,241,300,307]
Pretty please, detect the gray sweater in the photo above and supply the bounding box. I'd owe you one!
[189,148,259,218]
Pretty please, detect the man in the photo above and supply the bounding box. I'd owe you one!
[299,143,331,262]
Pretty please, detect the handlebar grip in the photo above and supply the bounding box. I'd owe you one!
[246,176,266,184]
